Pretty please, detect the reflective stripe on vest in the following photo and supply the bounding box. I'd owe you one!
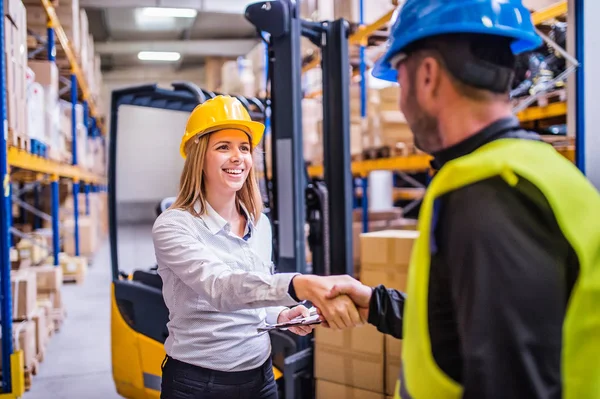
[398,138,600,399]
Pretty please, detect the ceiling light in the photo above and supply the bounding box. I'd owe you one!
[138,51,181,62]
[141,7,198,18]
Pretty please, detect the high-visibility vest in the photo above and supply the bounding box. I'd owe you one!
[394,138,600,399]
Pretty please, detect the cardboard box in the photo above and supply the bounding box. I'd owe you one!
[32,307,48,356]
[38,289,62,310]
[4,16,16,133]
[11,270,37,320]
[385,335,402,396]
[63,215,98,256]
[36,298,55,338]
[34,265,63,292]
[0,320,36,369]
[27,60,59,92]
[314,325,385,393]
[10,246,31,271]
[316,380,385,399]
[353,220,388,267]
[359,230,418,270]
[79,9,88,64]
[3,0,20,26]
[27,1,80,54]
[16,235,47,265]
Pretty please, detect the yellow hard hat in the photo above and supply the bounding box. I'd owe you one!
[180,95,265,159]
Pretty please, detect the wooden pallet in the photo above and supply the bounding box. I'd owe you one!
[361,141,417,160]
[8,129,30,152]
[24,367,32,391]
[63,272,85,285]
[35,349,45,366]
[513,87,567,109]
[50,308,66,333]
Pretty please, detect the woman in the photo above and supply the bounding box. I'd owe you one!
[152,95,360,399]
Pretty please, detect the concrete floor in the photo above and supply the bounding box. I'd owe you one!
[24,224,157,399]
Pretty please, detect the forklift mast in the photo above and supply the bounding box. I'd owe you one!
[245,0,354,277]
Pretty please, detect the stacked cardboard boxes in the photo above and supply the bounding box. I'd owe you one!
[62,191,107,258]
[351,208,404,271]
[314,325,387,398]
[26,0,81,58]
[360,229,418,396]
[35,264,64,332]
[24,0,105,136]
[220,58,256,97]
[27,60,62,159]
[1,268,39,375]
[314,229,418,398]
[4,0,27,147]
[57,99,89,167]
[48,252,87,285]
[302,98,324,165]
[369,87,415,154]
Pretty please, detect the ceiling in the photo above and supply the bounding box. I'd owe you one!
[82,0,262,71]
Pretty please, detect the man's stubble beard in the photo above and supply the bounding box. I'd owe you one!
[405,79,443,154]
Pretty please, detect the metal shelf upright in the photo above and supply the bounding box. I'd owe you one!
[0,0,13,391]
[358,0,369,233]
[0,0,108,393]
[0,1,26,395]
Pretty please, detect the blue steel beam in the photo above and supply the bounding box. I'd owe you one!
[73,181,80,256]
[0,1,14,391]
[47,26,55,62]
[575,0,585,174]
[85,183,90,215]
[71,74,78,166]
[34,183,41,229]
[361,177,369,233]
[71,75,80,256]
[51,176,60,266]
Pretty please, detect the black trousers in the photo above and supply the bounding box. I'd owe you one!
[160,355,278,399]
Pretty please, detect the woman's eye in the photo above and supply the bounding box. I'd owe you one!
[240,146,250,152]
[217,145,228,150]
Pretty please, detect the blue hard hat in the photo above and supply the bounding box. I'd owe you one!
[372,0,544,82]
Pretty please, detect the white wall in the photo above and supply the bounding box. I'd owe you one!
[102,66,206,223]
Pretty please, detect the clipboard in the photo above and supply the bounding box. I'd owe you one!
[257,307,322,332]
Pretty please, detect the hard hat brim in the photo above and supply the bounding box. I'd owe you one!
[180,119,265,159]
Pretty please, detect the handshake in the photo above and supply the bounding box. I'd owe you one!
[291,274,373,330]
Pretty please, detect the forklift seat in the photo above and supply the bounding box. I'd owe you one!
[132,270,163,291]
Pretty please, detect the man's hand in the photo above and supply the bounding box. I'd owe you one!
[277,305,314,336]
[292,274,363,330]
[326,280,373,322]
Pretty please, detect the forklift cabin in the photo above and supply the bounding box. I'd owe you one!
[109,1,353,398]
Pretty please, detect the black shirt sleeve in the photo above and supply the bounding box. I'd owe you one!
[441,177,573,399]
[367,285,405,339]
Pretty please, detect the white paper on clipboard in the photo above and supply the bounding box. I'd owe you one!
[257,307,322,332]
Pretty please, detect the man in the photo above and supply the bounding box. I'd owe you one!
[326,1,600,399]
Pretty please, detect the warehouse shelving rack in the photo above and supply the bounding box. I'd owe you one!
[303,0,573,232]
[0,0,107,395]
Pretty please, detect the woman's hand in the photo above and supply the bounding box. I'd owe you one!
[277,305,315,336]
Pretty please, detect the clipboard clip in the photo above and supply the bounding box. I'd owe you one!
[257,307,322,332]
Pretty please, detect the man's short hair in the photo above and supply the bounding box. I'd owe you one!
[403,33,517,101]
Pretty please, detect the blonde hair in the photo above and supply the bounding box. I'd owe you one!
[170,131,264,222]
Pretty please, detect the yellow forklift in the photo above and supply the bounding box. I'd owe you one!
[109,1,355,398]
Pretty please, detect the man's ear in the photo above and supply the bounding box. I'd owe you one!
[417,56,443,108]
